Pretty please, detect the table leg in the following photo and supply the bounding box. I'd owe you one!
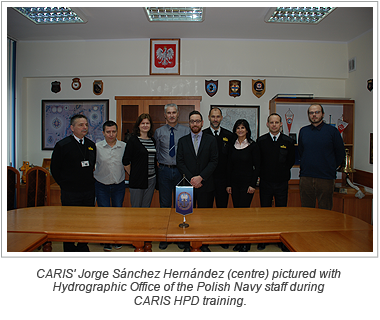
[190,241,202,252]
[132,241,145,252]
[144,241,152,252]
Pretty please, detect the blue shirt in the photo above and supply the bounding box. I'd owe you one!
[153,123,190,165]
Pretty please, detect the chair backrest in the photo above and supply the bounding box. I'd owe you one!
[7,166,21,210]
[25,166,50,207]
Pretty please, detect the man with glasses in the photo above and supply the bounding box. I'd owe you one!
[177,111,218,251]
[298,104,345,210]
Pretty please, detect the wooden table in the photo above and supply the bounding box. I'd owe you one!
[280,230,373,252]
[7,232,48,252]
[166,207,373,252]
[7,206,373,253]
[7,206,171,252]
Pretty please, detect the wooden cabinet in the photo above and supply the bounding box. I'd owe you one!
[115,96,202,141]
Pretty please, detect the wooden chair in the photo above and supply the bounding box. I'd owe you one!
[25,166,50,207]
[7,166,20,210]
[25,166,52,251]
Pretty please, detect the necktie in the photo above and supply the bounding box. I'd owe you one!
[214,130,218,137]
[79,139,83,144]
[194,135,199,155]
[273,136,276,142]
[169,127,175,157]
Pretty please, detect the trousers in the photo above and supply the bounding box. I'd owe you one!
[299,176,335,210]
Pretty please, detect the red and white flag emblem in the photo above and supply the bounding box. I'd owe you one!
[155,44,176,69]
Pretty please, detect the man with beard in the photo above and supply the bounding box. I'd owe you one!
[298,104,345,210]
[51,114,96,252]
[177,111,218,252]
[177,110,218,208]
[203,107,234,209]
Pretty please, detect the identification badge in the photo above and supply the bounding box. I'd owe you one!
[81,161,90,167]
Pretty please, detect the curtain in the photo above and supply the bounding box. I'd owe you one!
[7,38,16,167]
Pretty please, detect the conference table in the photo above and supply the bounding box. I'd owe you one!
[7,206,373,252]
[7,206,171,252]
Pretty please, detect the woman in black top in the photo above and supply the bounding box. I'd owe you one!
[226,119,260,252]
[123,114,157,207]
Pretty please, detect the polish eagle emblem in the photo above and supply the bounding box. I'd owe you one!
[155,44,176,69]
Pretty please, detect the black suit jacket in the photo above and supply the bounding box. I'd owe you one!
[203,127,234,180]
[176,133,218,192]
[256,132,295,182]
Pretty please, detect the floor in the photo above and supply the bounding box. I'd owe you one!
[35,241,285,253]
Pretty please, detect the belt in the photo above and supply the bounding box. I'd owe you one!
[160,163,177,168]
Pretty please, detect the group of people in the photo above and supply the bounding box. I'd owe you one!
[50,103,345,252]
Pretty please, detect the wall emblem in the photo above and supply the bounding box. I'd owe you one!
[93,80,103,95]
[71,78,81,90]
[367,79,373,92]
[229,80,241,98]
[51,81,61,93]
[205,80,218,97]
[252,79,266,98]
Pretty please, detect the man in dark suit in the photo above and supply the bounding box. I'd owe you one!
[177,110,218,208]
[256,113,295,250]
[51,114,96,252]
[177,111,218,252]
[203,107,234,208]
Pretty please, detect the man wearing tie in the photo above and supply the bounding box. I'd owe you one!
[177,111,218,209]
[203,107,234,208]
[177,110,218,252]
[256,113,295,250]
[51,114,96,252]
[154,103,190,250]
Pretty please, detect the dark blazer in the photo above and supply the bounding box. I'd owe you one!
[176,133,218,192]
[51,135,96,192]
[122,134,157,189]
[256,132,295,182]
[203,127,234,180]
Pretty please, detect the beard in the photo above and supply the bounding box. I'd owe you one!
[191,126,202,134]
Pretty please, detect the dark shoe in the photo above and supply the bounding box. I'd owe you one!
[159,242,168,250]
[104,244,112,252]
[113,244,122,250]
[200,245,211,252]
[177,242,186,249]
[233,244,242,251]
[257,243,266,251]
[220,244,229,249]
[279,243,290,252]
[183,247,191,252]
[239,244,250,252]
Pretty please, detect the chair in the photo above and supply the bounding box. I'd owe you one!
[25,166,50,207]
[7,166,21,210]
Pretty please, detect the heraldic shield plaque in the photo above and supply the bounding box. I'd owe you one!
[176,179,193,228]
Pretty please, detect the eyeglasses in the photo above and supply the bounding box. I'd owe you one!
[308,111,322,115]
[189,119,202,124]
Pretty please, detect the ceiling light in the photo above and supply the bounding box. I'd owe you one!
[13,7,87,24]
[264,7,335,24]
[145,7,204,22]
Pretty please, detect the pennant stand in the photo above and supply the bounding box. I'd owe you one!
[175,175,193,228]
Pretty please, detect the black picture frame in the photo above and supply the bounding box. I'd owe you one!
[42,99,109,150]
[210,105,260,141]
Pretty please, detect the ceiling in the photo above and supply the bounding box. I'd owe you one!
[7,6,373,42]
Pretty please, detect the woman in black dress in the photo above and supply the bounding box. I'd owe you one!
[226,119,260,252]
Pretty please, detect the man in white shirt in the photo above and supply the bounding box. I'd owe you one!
[94,120,126,251]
